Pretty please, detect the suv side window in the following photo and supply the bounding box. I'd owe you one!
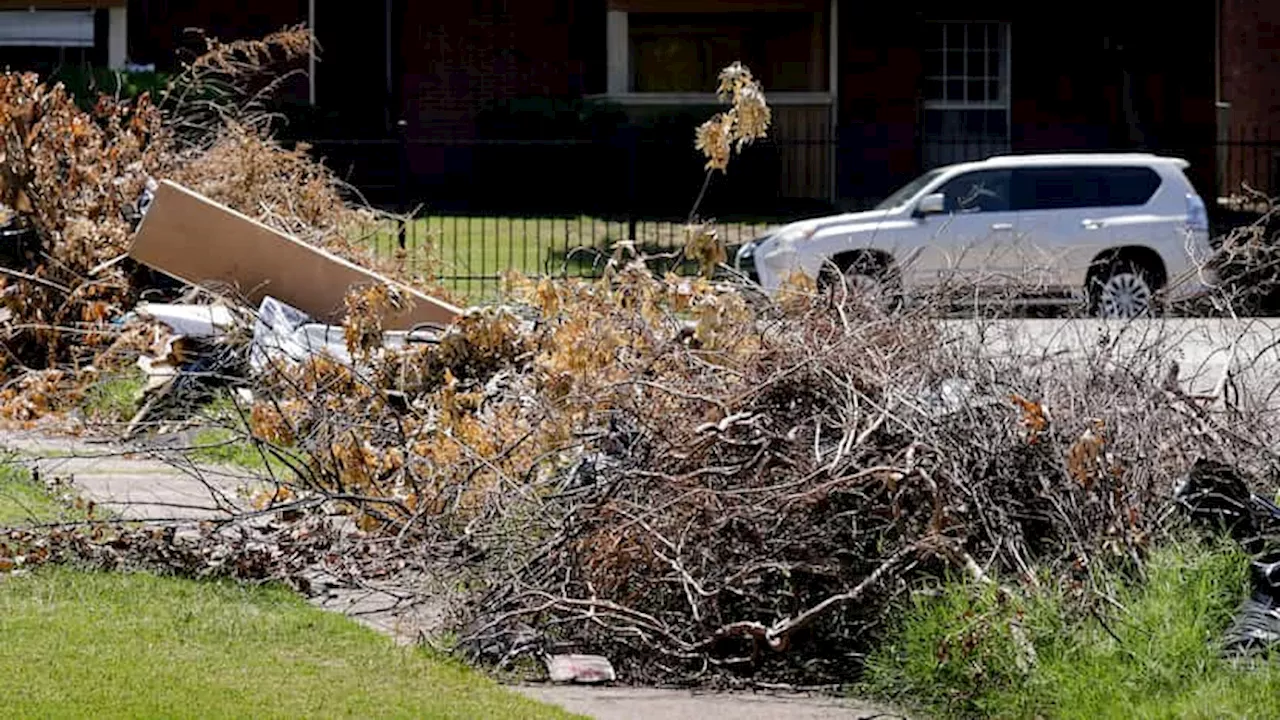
[936,170,1012,213]
[1013,166,1162,210]
[1101,166,1162,206]
[1013,167,1102,210]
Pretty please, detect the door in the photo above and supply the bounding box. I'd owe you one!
[1011,166,1155,294]
[911,169,1018,294]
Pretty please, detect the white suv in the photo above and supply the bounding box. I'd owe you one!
[735,153,1215,317]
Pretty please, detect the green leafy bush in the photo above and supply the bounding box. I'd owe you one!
[50,66,170,109]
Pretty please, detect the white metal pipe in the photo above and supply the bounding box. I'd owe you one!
[107,5,128,69]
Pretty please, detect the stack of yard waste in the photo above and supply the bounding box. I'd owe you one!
[6,148,1275,686]
[212,254,1280,685]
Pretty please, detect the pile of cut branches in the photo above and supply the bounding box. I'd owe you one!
[226,259,1280,685]
[200,62,1280,684]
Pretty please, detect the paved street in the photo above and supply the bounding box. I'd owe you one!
[939,317,1280,406]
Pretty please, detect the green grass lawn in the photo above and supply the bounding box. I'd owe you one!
[369,215,773,300]
[0,462,73,525]
[0,460,571,719]
[0,568,576,719]
[81,368,146,424]
[864,541,1280,719]
[188,427,301,479]
[174,395,302,478]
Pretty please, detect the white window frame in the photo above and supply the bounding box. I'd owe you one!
[921,21,1012,165]
[597,4,837,108]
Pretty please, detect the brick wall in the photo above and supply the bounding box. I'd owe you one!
[1221,0,1280,195]
[834,5,922,207]
[399,1,585,139]
[1222,0,1280,135]
[397,1,593,194]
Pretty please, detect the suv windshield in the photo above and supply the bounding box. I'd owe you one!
[875,168,947,210]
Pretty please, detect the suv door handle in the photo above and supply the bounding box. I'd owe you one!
[1082,219,1103,229]
[991,222,1014,231]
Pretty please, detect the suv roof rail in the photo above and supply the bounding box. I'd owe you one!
[983,151,1159,160]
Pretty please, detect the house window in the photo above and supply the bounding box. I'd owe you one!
[627,12,827,94]
[921,22,1010,168]
[471,0,510,18]
[0,10,95,48]
[0,10,95,73]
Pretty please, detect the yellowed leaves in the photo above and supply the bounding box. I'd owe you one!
[684,224,726,279]
[342,283,404,361]
[1010,394,1049,445]
[249,400,302,447]
[326,435,404,492]
[777,271,818,314]
[251,485,295,511]
[1067,419,1107,489]
[0,369,80,422]
[694,113,735,173]
[694,62,772,173]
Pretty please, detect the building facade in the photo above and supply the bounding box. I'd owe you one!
[2,1,1275,215]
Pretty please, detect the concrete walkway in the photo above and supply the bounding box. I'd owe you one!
[2,431,252,520]
[0,429,908,720]
[517,685,904,720]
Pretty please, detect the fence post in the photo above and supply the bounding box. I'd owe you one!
[397,118,408,250]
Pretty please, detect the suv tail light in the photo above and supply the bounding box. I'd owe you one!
[1186,193,1209,232]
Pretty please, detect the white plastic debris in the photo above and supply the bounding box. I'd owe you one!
[249,296,328,372]
[134,302,236,338]
[916,377,1001,418]
[544,654,617,684]
[249,296,442,372]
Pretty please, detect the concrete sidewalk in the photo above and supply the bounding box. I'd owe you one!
[2,431,253,521]
[517,685,903,720]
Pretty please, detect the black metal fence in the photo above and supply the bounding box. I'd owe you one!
[314,133,828,299]
[1217,127,1280,204]
[309,128,1280,300]
[364,209,773,301]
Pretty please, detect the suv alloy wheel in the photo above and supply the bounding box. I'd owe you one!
[1093,262,1155,319]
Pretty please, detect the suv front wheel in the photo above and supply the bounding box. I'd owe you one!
[1090,261,1156,319]
[822,254,903,313]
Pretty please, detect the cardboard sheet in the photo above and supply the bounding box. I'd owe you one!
[128,180,461,329]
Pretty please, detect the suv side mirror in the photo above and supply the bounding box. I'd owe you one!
[916,193,946,216]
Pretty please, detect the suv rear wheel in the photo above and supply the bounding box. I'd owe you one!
[1090,261,1156,319]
